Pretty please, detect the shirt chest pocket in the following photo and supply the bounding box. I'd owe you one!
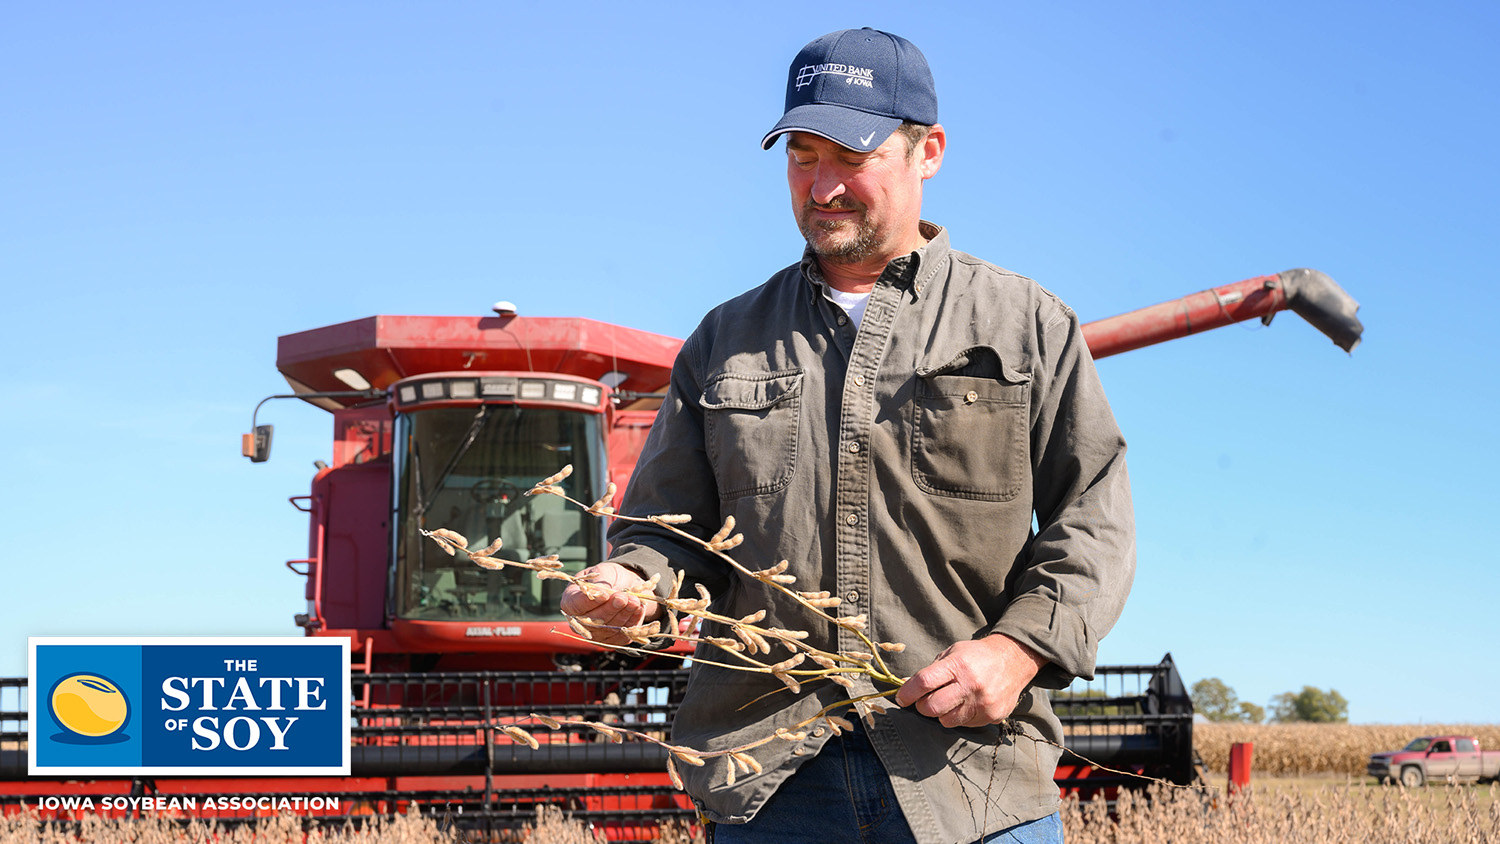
[701,369,803,500]
[912,348,1031,501]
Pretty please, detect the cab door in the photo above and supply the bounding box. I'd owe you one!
[1426,739,1458,779]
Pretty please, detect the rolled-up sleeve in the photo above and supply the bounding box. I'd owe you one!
[988,305,1135,689]
[606,330,732,602]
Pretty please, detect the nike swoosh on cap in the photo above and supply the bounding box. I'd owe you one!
[859,131,877,147]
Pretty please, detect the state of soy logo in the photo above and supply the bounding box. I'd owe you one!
[29,637,349,775]
[48,672,131,742]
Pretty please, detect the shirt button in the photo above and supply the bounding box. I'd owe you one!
[965,390,979,404]
[853,374,865,386]
[845,590,860,603]
[837,315,848,326]
[844,513,859,526]
[847,442,860,453]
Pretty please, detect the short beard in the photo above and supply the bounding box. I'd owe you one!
[797,200,880,265]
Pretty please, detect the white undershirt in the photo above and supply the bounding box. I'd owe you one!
[825,287,872,331]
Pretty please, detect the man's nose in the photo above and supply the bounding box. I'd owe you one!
[809,165,846,205]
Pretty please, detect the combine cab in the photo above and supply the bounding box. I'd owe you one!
[1,270,1360,836]
[268,313,684,671]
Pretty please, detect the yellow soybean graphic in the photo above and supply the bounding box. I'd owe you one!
[51,674,128,737]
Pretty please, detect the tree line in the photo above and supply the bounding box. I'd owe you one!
[1190,677,1349,723]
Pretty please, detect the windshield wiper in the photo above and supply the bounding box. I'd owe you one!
[413,405,491,519]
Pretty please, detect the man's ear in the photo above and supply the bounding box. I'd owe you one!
[919,124,946,180]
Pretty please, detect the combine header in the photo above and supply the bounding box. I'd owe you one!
[1,269,1360,837]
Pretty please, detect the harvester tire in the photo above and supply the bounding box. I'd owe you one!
[1400,766,1425,788]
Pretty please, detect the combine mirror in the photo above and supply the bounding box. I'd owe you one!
[242,424,274,463]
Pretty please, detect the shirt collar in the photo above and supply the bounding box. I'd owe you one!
[799,221,949,301]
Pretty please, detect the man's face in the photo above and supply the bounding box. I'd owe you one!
[786,130,929,266]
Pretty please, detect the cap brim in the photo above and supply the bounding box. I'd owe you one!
[760,104,903,152]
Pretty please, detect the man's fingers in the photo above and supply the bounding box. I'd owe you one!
[562,589,640,626]
[899,656,982,726]
[920,680,1003,729]
[913,683,966,724]
[902,675,989,728]
[558,584,609,619]
[560,595,643,646]
[557,563,662,647]
[896,636,1044,728]
[559,562,654,621]
[595,593,645,627]
[894,657,955,708]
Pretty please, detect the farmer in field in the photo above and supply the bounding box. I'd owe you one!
[562,28,1134,844]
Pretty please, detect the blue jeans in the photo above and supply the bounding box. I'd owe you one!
[708,720,1063,844]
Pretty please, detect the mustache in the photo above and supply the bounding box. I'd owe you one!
[804,197,864,213]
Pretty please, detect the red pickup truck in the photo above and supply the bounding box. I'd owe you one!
[1368,736,1500,786]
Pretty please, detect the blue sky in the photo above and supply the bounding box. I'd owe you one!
[3,2,1496,724]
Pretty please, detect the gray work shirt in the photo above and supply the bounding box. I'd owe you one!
[609,223,1135,844]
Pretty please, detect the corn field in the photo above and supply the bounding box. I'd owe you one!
[2,786,1498,844]
[1195,723,1500,777]
[1064,782,1500,844]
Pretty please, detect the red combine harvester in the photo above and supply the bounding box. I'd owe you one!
[0,269,1361,837]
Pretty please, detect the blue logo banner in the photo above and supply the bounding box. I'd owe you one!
[30,638,350,775]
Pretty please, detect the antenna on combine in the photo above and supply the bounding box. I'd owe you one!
[492,301,534,372]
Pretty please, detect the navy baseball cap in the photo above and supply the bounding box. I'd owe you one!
[761,28,938,152]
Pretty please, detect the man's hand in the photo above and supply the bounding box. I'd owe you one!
[894,634,1047,728]
[559,562,664,646]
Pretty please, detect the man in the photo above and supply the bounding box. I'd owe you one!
[562,28,1134,844]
